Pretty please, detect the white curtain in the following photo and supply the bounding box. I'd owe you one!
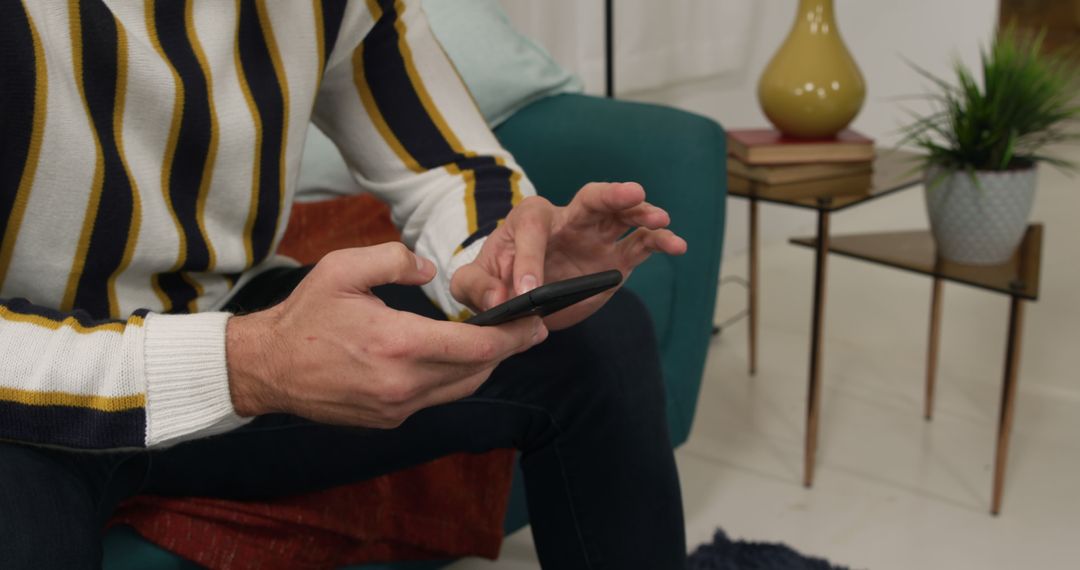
[498,0,753,94]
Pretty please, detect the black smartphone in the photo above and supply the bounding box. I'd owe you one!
[465,270,623,326]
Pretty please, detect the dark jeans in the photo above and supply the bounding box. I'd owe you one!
[0,268,686,569]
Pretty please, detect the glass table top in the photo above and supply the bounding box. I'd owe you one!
[789,225,1043,300]
[727,148,924,212]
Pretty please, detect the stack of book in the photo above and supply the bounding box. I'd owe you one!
[726,129,875,199]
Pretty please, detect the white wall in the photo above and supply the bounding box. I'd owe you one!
[507,0,999,257]
[500,0,753,94]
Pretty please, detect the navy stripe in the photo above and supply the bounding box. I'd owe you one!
[319,0,347,70]
[0,297,141,327]
[153,0,213,311]
[155,272,198,313]
[0,1,37,229]
[362,0,458,169]
[460,221,500,250]
[72,0,133,320]
[461,155,514,228]
[237,0,286,265]
[362,1,516,249]
[0,399,145,449]
[459,156,514,249]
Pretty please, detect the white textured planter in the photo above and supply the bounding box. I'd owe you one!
[924,166,1037,265]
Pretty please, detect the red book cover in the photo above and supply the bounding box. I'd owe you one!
[729,128,872,147]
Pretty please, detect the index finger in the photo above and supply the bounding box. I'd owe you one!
[509,199,553,295]
[403,311,545,365]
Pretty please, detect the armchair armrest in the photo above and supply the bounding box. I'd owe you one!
[494,93,727,444]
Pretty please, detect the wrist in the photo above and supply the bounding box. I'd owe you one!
[226,307,286,417]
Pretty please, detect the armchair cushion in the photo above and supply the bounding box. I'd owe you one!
[106,194,515,570]
[104,93,726,570]
[494,93,726,445]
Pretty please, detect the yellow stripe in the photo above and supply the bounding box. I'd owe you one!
[149,275,170,311]
[436,37,486,123]
[446,162,479,235]
[312,0,326,80]
[352,41,423,173]
[181,1,218,313]
[502,158,523,207]
[182,272,204,313]
[388,0,512,235]
[0,3,48,288]
[0,386,145,413]
[356,0,477,195]
[364,0,383,27]
[255,0,291,245]
[104,23,143,318]
[390,0,465,153]
[235,0,264,267]
[0,305,144,334]
[452,159,518,253]
[360,0,516,245]
[62,0,107,312]
[145,0,186,311]
[448,308,473,323]
[186,1,219,272]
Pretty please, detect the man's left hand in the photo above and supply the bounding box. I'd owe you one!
[450,182,687,330]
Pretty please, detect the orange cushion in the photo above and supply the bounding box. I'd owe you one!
[111,194,515,569]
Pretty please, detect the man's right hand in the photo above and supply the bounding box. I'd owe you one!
[225,243,547,428]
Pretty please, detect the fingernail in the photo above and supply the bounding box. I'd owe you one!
[415,256,426,271]
[483,290,497,310]
[519,274,538,294]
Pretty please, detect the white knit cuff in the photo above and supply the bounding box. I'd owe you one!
[143,312,251,447]
[423,237,486,320]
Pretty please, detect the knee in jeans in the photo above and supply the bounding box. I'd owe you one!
[562,289,666,408]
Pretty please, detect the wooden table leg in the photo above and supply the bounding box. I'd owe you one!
[804,209,830,488]
[925,277,944,420]
[991,296,1025,515]
[749,198,759,376]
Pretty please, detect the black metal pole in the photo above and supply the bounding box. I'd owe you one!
[604,0,614,98]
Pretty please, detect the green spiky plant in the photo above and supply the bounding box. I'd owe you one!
[901,28,1080,176]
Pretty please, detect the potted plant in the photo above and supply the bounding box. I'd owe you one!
[902,29,1079,265]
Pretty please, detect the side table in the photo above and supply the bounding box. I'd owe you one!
[791,225,1043,515]
[726,149,922,484]
[727,150,922,376]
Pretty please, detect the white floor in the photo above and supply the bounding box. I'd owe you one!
[450,144,1080,569]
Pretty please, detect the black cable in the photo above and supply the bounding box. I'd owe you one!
[712,276,750,336]
[604,0,614,98]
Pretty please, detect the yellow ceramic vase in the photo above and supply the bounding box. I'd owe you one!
[757,0,866,139]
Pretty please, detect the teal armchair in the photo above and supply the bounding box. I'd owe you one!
[495,93,726,447]
[104,93,727,570]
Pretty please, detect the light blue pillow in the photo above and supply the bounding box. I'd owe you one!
[298,0,581,201]
[422,0,583,127]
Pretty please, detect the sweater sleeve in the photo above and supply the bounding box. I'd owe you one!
[0,298,248,450]
[310,0,536,319]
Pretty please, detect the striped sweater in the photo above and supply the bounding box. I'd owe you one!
[0,0,534,449]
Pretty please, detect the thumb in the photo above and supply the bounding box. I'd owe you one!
[321,243,435,292]
[451,263,510,312]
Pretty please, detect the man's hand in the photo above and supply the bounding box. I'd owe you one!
[226,243,546,426]
[451,182,687,330]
